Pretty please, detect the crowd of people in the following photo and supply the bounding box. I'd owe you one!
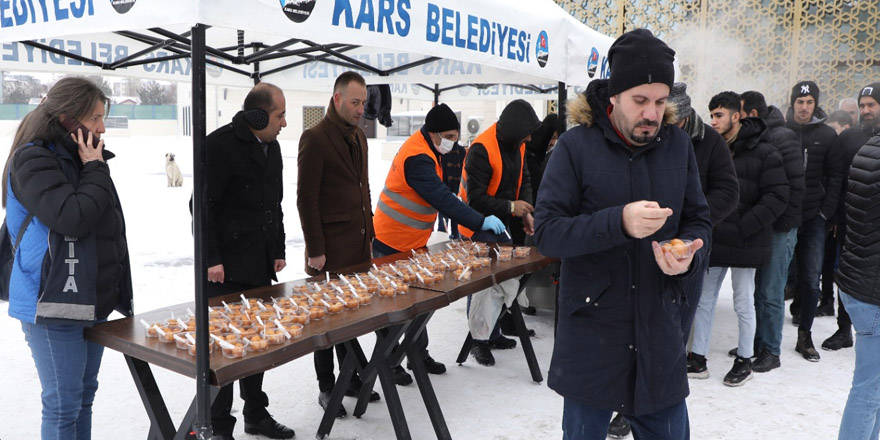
[532,29,880,440]
[5,26,880,440]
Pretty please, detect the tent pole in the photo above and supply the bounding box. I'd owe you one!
[433,83,439,106]
[557,81,567,134]
[191,22,213,440]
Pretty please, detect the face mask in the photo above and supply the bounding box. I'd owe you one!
[436,137,455,154]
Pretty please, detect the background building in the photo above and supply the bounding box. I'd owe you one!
[557,0,880,113]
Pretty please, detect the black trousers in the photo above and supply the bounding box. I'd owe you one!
[206,280,271,435]
[314,339,374,392]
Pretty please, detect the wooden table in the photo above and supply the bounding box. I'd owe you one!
[84,243,555,440]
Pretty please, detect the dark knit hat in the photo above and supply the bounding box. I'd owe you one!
[859,82,880,106]
[668,82,692,118]
[608,29,676,96]
[424,103,460,132]
[791,80,820,105]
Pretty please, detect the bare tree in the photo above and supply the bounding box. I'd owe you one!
[138,80,169,105]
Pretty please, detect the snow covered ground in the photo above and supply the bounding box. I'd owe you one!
[0,134,854,439]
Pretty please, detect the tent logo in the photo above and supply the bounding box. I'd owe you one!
[281,0,316,23]
[587,47,599,78]
[110,0,136,14]
[207,56,224,79]
[536,31,549,68]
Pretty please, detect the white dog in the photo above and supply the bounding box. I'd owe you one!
[165,153,183,187]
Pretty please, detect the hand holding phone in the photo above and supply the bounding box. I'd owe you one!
[62,119,105,163]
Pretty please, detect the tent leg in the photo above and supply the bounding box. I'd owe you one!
[190,22,213,440]
[557,81,567,134]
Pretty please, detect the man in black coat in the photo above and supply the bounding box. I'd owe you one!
[821,82,880,351]
[690,91,788,387]
[204,83,294,440]
[608,82,740,439]
[785,81,843,362]
[741,91,806,372]
[535,29,711,439]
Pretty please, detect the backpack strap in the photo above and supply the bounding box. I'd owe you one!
[11,212,35,254]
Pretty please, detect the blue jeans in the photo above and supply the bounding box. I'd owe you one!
[838,291,880,440]
[21,321,105,440]
[691,266,757,358]
[754,228,798,356]
[562,399,689,440]
[795,216,826,331]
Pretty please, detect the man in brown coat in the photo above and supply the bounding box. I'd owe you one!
[296,71,377,418]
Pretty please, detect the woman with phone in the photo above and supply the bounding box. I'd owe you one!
[2,76,132,440]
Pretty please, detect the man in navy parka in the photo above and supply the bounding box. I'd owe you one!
[534,29,712,439]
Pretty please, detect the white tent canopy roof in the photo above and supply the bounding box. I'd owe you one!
[0,0,614,92]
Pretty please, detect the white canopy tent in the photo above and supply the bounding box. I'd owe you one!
[0,0,613,95]
[0,1,614,438]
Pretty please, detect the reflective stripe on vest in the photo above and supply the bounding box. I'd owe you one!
[457,123,525,238]
[373,131,442,251]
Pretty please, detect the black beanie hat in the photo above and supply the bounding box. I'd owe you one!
[424,103,460,132]
[608,29,676,97]
[859,82,880,106]
[791,80,820,106]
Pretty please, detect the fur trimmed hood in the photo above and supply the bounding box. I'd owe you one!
[566,79,679,128]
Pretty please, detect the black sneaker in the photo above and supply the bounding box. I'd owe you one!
[796,330,821,362]
[822,329,854,351]
[607,413,631,439]
[723,356,752,387]
[752,350,781,373]
[488,335,517,350]
[791,313,801,327]
[521,305,537,316]
[687,352,709,379]
[471,342,495,366]
[392,365,413,386]
[318,391,346,418]
[424,356,447,374]
[816,301,835,317]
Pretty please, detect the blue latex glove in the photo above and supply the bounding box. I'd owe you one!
[481,215,506,235]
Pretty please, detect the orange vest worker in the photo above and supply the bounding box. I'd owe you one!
[374,132,443,251]
[457,123,525,238]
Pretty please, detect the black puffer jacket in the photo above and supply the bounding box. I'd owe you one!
[710,118,789,268]
[763,106,805,231]
[836,135,880,306]
[835,124,880,230]
[785,106,843,222]
[464,99,540,225]
[683,111,739,227]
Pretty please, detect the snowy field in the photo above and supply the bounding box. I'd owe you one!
[0,133,854,440]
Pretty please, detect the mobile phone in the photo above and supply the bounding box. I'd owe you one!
[61,119,103,149]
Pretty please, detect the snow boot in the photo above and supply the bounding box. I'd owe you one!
[796,330,821,362]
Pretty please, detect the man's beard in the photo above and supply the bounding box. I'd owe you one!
[631,119,659,144]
